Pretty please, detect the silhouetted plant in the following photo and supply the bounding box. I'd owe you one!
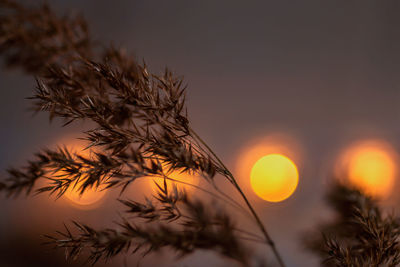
[0,1,285,266]
[304,183,400,266]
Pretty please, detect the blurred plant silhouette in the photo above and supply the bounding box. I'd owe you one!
[0,1,284,266]
[2,1,400,267]
[304,183,400,266]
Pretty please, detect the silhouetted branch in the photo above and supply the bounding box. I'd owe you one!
[304,183,400,266]
[0,1,284,266]
[47,182,250,265]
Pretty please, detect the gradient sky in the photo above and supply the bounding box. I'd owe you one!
[1,1,400,266]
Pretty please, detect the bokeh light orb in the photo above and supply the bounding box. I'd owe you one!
[64,181,106,207]
[235,134,302,203]
[250,154,299,202]
[337,140,398,198]
[55,141,107,209]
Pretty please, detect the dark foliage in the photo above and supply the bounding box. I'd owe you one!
[0,0,91,74]
[305,183,400,267]
[47,182,249,265]
[0,1,284,266]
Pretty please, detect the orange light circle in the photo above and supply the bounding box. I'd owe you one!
[250,154,299,202]
[64,180,107,208]
[235,134,302,203]
[53,140,107,209]
[337,139,398,198]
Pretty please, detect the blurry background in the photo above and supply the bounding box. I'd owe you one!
[2,0,400,266]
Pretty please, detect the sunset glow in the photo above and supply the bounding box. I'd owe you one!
[64,181,106,207]
[338,140,398,198]
[59,142,107,208]
[236,134,302,202]
[250,154,299,202]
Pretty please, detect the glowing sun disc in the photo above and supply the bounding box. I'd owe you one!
[338,140,397,198]
[56,141,107,208]
[250,154,299,202]
[64,182,106,207]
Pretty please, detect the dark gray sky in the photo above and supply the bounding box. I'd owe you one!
[2,1,400,266]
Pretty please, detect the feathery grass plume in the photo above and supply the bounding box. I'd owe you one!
[0,0,92,74]
[304,182,400,267]
[0,1,285,266]
[46,182,250,265]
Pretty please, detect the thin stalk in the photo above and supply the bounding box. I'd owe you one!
[189,128,286,267]
[231,177,286,267]
[138,175,250,216]
[239,236,269,244]
[233,228,264,241]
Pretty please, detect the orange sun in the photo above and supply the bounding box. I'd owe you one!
[250,154,299,202]
[236,134,302,203]
[64,179,107,208]
[337,140,398,198]
[57,142,107,208]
